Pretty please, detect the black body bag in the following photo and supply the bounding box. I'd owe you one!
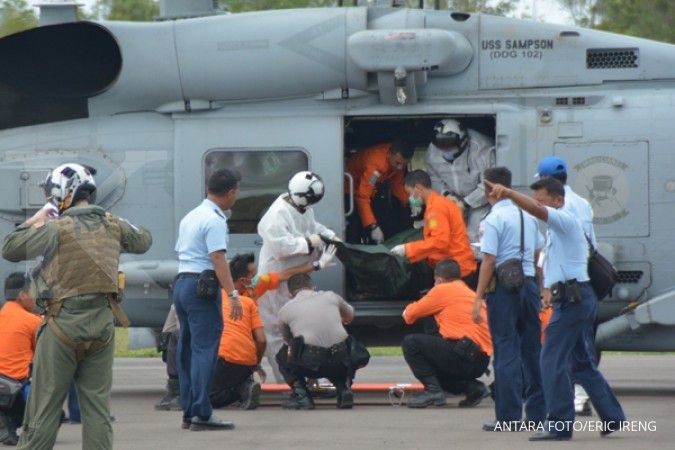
[586,235,618,299]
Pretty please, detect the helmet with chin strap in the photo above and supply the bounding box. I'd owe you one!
[288,171,324,211]
[42,163,97,211]
[432,119,469,162]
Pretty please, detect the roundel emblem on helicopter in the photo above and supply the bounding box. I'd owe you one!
[572,156,629,224]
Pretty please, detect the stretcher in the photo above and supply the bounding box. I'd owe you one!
[258,383,424,407]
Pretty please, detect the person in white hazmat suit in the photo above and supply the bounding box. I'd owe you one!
[257,171,338,381]
[424,119,495,246]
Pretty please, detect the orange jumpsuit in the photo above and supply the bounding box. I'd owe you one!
[346,143,408,228]
[218,294,265,366]
[404,191,477,276]
[215,273,278,365]
[539,307,553,343]
[403,280,493,356]
[246,272,281,300]
[0,301,42,380]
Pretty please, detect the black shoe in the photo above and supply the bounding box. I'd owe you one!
[406,388,446,408]
[189,415,235,431]
[181,418,191,430]
[155,379,182,411]
[238,379,261,410]
[459,382,489,408]
[482,420,524,432]
[600,420,621,437]
[1,430,18,446]
[282,391,315,410]
[529,430,571,441]
[336,385,354,409]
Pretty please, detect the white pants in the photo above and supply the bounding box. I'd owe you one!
[574,384,590,411]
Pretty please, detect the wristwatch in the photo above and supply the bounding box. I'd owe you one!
[228,289,239,299]
[312,261,321,271]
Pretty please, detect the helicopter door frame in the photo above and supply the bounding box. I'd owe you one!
[173,115,345,297]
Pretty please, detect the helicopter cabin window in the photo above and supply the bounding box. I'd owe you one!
[204,150,308,234]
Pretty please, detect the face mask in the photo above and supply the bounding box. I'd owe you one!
[409,195,423,209]
[248,275,260,289]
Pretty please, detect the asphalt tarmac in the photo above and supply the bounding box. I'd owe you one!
[48,354,674,449]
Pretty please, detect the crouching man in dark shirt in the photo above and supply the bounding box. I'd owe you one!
[276,274,369,410]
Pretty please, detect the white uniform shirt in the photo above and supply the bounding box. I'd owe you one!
[175,198,229,273]
[480,199,544,277]
[541,207,590,288]
[563,185,597,247]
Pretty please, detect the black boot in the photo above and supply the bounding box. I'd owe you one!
[155,378,182,411]
[238,377,261,410]
[0,413,8,443]
[459,380,489,408]
[336,382,353,409]
[407,378,446,408]
[282,381,314,410]
[2,428,18,446]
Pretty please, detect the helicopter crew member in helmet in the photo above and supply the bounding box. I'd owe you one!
[2,163,152,449]
[256,171,339,382]
[424,119,495,245]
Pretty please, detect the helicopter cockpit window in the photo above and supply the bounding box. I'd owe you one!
[204,149,309,233]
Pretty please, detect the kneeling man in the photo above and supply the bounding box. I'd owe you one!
[402,259,492,408]
[276,274,368,410]
[209,254,267,410]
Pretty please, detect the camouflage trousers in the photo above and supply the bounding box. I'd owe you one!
[17,295,114,450]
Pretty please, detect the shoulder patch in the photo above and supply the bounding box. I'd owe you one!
[427,218,439,230]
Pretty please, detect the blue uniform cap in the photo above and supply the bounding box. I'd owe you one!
[535,156,567,178]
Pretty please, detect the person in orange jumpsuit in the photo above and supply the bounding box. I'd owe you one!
[540,307,553,343]
[391,169,478,288]
[210,254,268,410]
[0,273,41,446]
[345,140,415,244]
[401,259,492,408]
[209,246,337,403]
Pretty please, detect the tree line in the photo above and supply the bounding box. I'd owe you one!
[1,0,673,43]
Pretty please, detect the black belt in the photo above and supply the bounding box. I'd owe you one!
[176,272,199,280]
[303,340,349,359]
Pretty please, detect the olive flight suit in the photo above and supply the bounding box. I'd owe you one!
[2,205,152,450]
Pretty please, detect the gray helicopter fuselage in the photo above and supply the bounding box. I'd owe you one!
[1,6,674,349]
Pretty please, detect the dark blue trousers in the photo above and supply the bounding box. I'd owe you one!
[173,275,223,421]
[67,381,81,422]
[541,282,625,436]
[486,278,546,422]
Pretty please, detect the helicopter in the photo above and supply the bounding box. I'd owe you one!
[1,0,674,348]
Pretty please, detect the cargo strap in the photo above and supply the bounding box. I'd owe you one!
[43,295,130,363]
[46,317,112,363]
[108,295,131,328]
